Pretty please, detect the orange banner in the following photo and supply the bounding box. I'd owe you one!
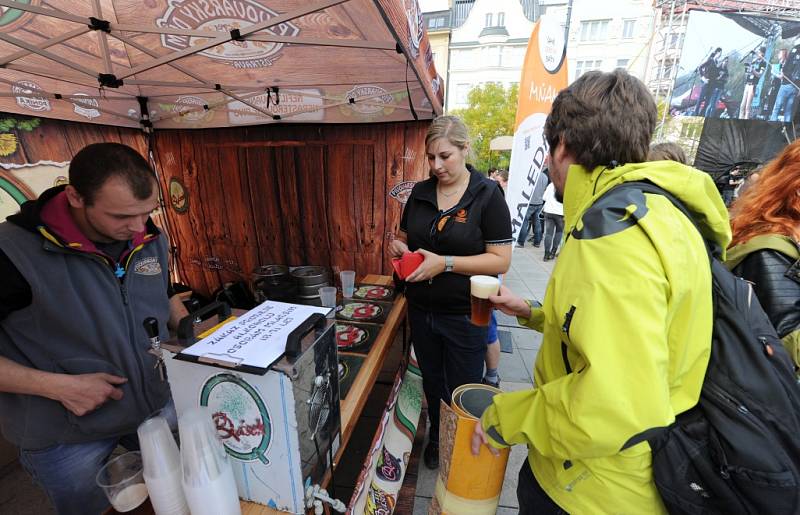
[506,17,568,243]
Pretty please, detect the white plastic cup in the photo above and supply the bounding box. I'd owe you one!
[178,407,241,515]
[340,270,356,298]
[319,286,337,317]
[96,451,149,513]
[138,416,189,515]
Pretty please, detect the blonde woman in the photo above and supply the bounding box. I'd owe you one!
[389,116,512,469]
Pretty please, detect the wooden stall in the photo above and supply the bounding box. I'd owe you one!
[0,1,440,511]
[153,121,428,297]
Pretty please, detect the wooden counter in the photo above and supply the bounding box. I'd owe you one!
[113,275,406,515]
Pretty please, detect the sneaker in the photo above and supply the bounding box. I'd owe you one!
[482,376,501,389]
[533,242,541,248]
[424,441,439,469]
[515,243,524,249]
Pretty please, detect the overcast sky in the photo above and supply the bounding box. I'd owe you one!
[418,0,449,12]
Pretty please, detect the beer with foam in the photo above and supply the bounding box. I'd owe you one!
[470,275,499,326]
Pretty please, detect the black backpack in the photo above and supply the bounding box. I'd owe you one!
[616,182,800,514]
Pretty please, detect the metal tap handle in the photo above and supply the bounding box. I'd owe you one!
[143,317,160,341]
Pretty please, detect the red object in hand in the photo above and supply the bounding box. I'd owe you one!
[391,251,424,280]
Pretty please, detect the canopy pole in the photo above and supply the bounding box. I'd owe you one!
[0,27,89,66]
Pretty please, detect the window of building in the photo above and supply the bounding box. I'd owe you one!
[622,19,636,39]
[497,12,505,27]
[575,59,603,78]
[669,32,682,48]
[580,20,610,42]
[485,13,493,27]
[616,59,629,70]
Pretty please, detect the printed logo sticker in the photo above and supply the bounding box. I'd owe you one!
[133,256,162,276]
[366,482,396,515]
[169,177,189,213]
[12,81,50,112]
[157,0,300,68]
[341,85,395,117]
[388,181,416,205]
[376,447,402,482]
[0,0,38,31]
[201,373,272,463]
[173,95,214,123]
[404,0,423,59]
[71,93,101,120]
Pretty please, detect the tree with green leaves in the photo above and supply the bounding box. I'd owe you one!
[450,82,518,173]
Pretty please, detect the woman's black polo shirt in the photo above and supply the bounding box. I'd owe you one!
[400,170,512,314]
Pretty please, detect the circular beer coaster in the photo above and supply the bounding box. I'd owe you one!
[336,323,368,349]
[353,285,392,300]
[338,302,382,321]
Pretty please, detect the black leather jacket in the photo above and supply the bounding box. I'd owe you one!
[732,249,800,339]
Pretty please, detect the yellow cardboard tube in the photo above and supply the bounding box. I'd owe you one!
[431,384,510,514]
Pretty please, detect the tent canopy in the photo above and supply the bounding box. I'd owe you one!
[489,135,512,151]
[0,0,443,129]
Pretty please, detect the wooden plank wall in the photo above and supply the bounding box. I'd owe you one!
[1,117,148,166]
[153,121,429,297]
[2,116,429,298]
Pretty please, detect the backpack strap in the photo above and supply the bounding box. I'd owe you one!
[608,181,716,452]
[602,181,722,259]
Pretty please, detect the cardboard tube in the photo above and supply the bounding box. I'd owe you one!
[431,384,510,514]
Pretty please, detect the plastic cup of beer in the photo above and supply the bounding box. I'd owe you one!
[470,275,499,326]
[96,451,149,512]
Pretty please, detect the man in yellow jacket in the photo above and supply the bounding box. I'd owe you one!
[472,70,731,513]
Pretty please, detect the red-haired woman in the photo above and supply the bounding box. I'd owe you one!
[726,141,800,372]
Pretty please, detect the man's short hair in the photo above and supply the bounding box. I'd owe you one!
[544,70,657,171]
[648,142,688,164]
[69,143,156,205]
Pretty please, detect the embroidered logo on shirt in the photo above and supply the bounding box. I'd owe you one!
[437,215,450,231]
[454,209,468,223]
[133,256,162,276]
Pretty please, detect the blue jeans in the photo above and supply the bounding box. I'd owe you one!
[409,305,487,443]
[517,203,544,246]
[704,87,723,117]
[19,402,177,515]
[20,435,136,515]
[770,83,796,122]
[693,82,713,116]
[543,213,564,256]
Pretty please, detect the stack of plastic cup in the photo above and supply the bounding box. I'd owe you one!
[137,415,189,515]
[178,407,241,515]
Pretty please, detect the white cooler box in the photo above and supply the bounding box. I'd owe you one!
[165,301,341,514]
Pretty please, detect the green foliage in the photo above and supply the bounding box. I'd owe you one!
[0,116,40,132]
[450,82,518,172]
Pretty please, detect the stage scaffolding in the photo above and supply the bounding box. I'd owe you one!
[649,0,800,145]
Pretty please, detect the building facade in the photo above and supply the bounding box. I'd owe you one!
[422,3,453,106]
[554,0,658,84]
[446,0,540,111]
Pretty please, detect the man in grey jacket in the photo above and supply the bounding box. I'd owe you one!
[0,143,187,514]
[516,164,550,248]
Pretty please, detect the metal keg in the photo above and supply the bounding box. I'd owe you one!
[291,266,331,301]
[252,264,294,302]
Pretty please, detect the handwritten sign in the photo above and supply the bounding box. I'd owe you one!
[180,301,330,369]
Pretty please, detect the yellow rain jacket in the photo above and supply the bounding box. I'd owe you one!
[481,161,731,514]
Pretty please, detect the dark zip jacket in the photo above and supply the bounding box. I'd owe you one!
[0,186,172,449]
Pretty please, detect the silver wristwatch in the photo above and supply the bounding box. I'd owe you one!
[444,255,454,273]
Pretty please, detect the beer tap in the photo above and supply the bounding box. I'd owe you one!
[143,317,166,381]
